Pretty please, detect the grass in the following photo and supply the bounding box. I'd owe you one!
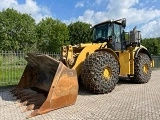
[0,54,27,86]
[0,66,25,86]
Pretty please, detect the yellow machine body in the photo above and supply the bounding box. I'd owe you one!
[62,43,154,77]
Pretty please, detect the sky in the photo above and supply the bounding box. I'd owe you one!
[0,0,160,38]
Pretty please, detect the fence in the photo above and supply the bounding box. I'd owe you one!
[0,51,160,86]
[152,56,160,68]
[0,51,60,86]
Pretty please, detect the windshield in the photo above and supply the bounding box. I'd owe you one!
[93,23,112,42]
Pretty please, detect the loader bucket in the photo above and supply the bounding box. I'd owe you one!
[11,53,78,118]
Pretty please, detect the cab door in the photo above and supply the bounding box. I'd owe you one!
[113,24,122,51]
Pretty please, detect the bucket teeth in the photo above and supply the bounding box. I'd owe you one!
[13,89,46,113]
[12,89,38,105]
[15,100,21,104]
[21,94,46,113]
[18,101,28,107]
[26,109,39,119]
[23,104,35,112]
[23,104,41,112]
[27,94,46,106]
[17,93,37,102]
[16,93,42,105]
[19,95,33,102]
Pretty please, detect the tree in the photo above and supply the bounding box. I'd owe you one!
[36,18,69,52]
[141,38,159,55]
[68,21,92,45]
[0,8,36,51]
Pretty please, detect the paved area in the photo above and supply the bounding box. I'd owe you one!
[0,70,160,120]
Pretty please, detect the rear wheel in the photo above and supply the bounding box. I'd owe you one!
[81,51,119,94]
[131,53,152,83]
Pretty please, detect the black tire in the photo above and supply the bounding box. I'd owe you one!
[81,51,119,94]
[131,53,152,83]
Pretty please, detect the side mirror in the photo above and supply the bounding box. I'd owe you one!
[90,27,93,34]
[122,18,126,28]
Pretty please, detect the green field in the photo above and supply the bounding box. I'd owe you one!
[0,66,25,86]
[0,53,27,86]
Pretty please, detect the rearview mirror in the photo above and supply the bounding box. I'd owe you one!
[122,18,126,28]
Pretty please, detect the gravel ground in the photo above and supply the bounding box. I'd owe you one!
[0,70,160,120]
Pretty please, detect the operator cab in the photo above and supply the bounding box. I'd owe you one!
[92,18,126,51]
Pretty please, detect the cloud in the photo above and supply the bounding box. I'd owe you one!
[74,0,160,38]
[63,17,78,25]
[75,1,84,8]
[78,10,95,23]
[0,0,52,23]
[141,18,160,38]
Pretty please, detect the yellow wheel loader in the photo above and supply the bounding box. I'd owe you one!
[10,18,154,118]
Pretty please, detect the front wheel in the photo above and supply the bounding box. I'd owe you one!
[131,53,152,83]
[81,51,119,94]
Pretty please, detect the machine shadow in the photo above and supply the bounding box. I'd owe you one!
[78,76,136,96]
[117,76,135,85]
[0,85,16,102]
[78,81,92,95]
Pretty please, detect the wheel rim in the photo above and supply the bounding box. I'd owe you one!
[143,64,148,73]
[103,67,112,79]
